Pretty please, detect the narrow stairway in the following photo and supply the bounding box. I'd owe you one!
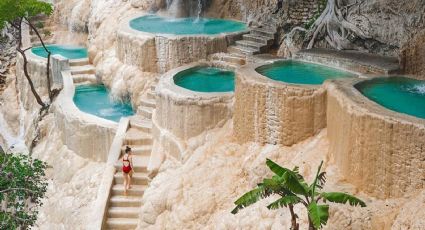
[227,26,277,56]
[70,58,96,84]
[104,79,159,230]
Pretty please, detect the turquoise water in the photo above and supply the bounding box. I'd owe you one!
[174,66,235,92]
[32,44,88,59]
[356,77,425,119]
[256,60,356,85]
[129,15,246,35]
[73,85,134,122]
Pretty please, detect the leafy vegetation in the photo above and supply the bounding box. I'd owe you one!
[0,149,48,229]
[0,0,54,109]
[232,159,366,229]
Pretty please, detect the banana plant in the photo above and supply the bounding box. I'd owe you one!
[231,159,366,230]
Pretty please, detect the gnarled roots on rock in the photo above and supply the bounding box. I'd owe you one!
[287,0,370,51]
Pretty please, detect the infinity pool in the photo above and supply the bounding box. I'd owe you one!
[356,76,425,119]
[174,66,235,92]
[256,60,356,85]
[129,15,246,35]
[73,85,134,122]
[32,44,88,59]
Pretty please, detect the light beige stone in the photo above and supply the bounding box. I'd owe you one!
[116,13,247,74]
[326,78,425,198]
[153,62,234,160]
[234,61,328,146]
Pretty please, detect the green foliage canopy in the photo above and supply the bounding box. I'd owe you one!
[232,159,366,229]
[0,0,53,29]
[0,152,48,229]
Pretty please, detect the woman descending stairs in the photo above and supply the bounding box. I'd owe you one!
[104,79,159,230]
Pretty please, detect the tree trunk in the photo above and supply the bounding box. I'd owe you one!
[288,204,299,230]
[10,19,46,108]
[25,18,52,102]
[305,0,369,50]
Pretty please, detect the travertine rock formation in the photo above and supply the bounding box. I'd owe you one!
[116,17,244,74]
[138,121,425,229]
[326,79,425,198]
[234,63,326,146]
[31,114,106,228]
[400,29,425,78]
[154,63,234,159]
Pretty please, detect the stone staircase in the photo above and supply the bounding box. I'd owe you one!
[68,58,97,84]
[228,26,277,56]
[209,52,247,69]
[29,14,54,46]
[104,79,159,230]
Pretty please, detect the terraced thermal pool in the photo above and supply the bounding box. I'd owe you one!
[73,85,134,122]
[32,44,88,59]
[256,60,356,85]
[129,15,246,35]
[356,76,425,119]
[174,66,235,92]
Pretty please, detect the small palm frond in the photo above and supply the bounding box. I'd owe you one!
[308,201,329,229]
[309,172,327,194]
[267,195,301,210]
[321,192,366,207]
[266,158,292,177]
[282,170,309,196]
[232,187,265,214]
[317,172,327,187]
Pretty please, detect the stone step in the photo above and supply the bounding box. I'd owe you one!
[30,26,54,35]
[70,65,95,75]
[114,172,150,185]
[140,97,156,109]
[115,155,150,172]
[228,45,259,55]
[70,58,89,66]
[250,27,275,39]
[30,14,48,21]
[139,106,153,119]
[106,217,138,229]
[243,34,274,46]
[129,116,152,133]
[120,145,152,156]
[147,90,156,100]
[210,53,246,65]
[124,128,152,146]
[108,207,140,219]
[111,184,147,196]
[150,84,157,91]
[210,60,238,70]
[235,40,265,52]
[72,74,97,84]
[109,195,142,207]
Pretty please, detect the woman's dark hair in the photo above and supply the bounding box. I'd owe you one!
[125,146,131,153]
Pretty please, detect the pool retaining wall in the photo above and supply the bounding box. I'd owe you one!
[116,13,247,74]
[153,62,234,159]
[52,70,117,162]
[326,78,425,198]
[234,61,328,146]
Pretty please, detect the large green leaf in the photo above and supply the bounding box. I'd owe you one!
[266,158,291,176]
[232,186,269,214]
[267,195,301,210]
[321,192,366,207]
[266,159,309,196]
[282,170,309,196]
[308,201,329,229]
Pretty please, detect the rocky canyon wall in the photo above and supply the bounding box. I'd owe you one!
[400,29,425,78]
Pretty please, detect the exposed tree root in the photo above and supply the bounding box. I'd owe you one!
[287,0,371,50]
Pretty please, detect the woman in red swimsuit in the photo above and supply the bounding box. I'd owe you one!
[122,146,134,195]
